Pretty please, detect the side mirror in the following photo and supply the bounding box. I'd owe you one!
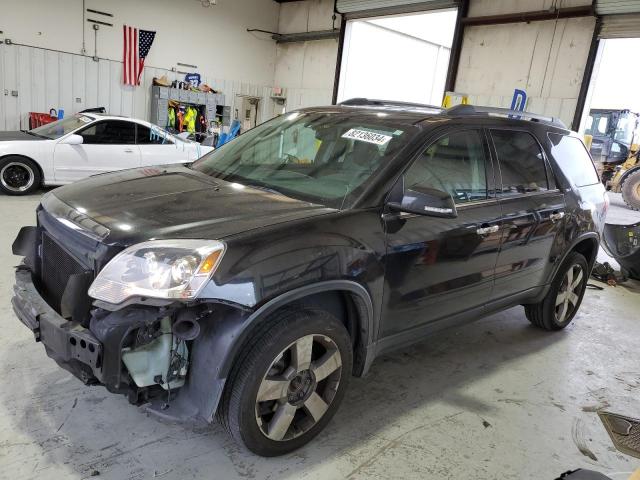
[388,186,458,218]
[61,134,84,145]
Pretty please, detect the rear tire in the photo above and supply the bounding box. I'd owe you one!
[218,306,352,456]
[524,252,589,330]
[621,169,640,211]
[0,156,41,195]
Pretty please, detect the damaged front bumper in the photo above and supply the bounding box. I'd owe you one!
[12,264,246,424]
[12,266,184,400]
[12,266,103,384]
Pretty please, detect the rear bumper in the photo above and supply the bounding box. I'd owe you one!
[12,266,103,384]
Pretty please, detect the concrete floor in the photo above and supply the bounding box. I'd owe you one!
[1,190,640,480]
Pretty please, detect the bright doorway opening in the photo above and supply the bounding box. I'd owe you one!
[336,9,458,106]
[581,37,640,215]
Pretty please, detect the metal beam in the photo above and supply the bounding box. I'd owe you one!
[273,30,340,43]
[462,5,594,26]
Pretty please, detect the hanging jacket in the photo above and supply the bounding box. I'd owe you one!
[177,107,185,133]
[184,106,197,133]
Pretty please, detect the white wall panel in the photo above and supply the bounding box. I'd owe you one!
[0,43,275,131]
[0,0,279,88]
[455,16,596,127]
[44,50,59,112]
[2,44,19,130]
[16,46,32,128]
[0,43,5,130]
[30,48,46,114]
[275,0,340,111]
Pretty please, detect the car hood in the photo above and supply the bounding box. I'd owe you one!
[49,166,337,245]
[0,131,46,141]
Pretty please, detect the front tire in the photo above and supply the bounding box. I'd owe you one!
[0,156,41,195]
[621,169,640,211]
[524,252,589,330]
[218,307,352,456]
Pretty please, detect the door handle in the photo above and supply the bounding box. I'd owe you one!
[124,148,134,153]
[476,224,500,235]
[549,211,565,223]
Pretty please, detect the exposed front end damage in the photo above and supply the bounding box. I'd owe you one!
[13,262,251,422]
[11,199,254,425]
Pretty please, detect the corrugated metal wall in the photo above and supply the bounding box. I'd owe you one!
[599,13,640,38]
[596,0,640,15]
[0,43,275,131]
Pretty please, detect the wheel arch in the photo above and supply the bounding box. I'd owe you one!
[151,281,377,424]
[221,280,375,379]
[555,233,599,280]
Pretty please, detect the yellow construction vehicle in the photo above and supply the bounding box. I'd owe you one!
[608,141,640,210]
[584,108,640,210]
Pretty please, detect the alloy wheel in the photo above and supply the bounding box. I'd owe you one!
[255,334,342,441]
[1,162,35,192]
[555,263,584,324]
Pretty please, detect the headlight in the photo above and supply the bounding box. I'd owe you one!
[88,240,225,304]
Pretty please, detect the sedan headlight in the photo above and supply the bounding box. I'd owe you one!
[88,240,225,304]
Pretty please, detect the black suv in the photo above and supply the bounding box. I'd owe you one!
[12,100,607,456]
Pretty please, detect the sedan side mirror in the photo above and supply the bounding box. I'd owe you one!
[388,186,458,218]
[61,134,84,145]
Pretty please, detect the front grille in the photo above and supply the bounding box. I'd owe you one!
[41,232,89,313]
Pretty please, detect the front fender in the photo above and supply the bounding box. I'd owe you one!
[0,142,53,182]
[144,209,386,423]
[145,280,375,424]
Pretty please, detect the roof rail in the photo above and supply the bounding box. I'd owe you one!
[446,104,566,128]
[339,98,443,111]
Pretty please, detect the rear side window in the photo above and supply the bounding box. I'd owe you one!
[137,125,174,145]
[491,130,549,195]
[548,133,600,187]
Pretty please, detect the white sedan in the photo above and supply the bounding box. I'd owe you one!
[0,114,214,195]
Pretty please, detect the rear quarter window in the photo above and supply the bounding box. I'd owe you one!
[548,133,600,187]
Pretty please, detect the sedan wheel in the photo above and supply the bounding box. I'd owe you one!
[1,162,35,193]
[0,157,41,195]
[255,334,342,441]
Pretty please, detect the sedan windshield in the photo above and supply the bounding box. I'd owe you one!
[30,115,94,139]
[191,111,416,209]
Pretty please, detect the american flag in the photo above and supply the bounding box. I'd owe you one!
[123,25,156,86]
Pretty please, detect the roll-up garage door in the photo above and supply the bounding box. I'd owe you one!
[336,0,457,18]
[596,0,640,15]
[598,13,640,38]
[597,0,640,38]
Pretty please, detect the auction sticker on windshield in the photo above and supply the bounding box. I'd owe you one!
[342,129,392,146]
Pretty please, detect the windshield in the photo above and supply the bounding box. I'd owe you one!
[30,115,94,139]
[191,111,416,209]
[613,112,638,145]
